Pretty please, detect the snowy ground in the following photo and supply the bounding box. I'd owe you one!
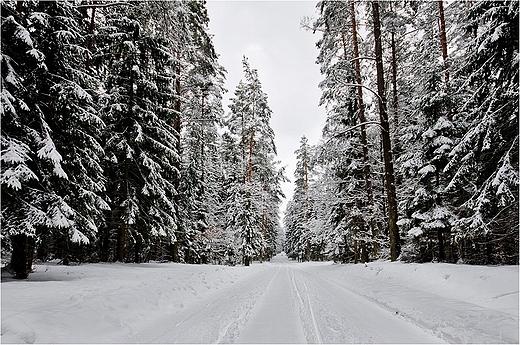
[1,254,518,344]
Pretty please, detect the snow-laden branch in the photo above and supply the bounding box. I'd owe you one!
[329,71,382,102]
[74,2,129,9]
[326,121,385,144]
[344,83,382,102]
[348,56,376,63]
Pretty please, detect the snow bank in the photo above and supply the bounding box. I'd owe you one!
[301,260,519,343]
[1,261,266,343]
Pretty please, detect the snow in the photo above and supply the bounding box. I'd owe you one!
[2,254,518,344]
[418,164,436,177]
[36,134,68,180]
[1,165,38,190]
[408,227,424,237]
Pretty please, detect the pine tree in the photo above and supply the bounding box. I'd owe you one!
[395,1,458,262]
[2,1,46,278]
[178,1,226,264]
[225,57,282,266]
[445,0,519,264]
[309,0,383,263]
[284,136,312,261]
[96,2,179,262]
[2,0,108,277]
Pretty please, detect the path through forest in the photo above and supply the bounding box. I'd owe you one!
[2,254,517,344]
[128,255,444,343]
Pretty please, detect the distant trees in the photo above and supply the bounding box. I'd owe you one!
[286,0,518,265]
[284,136,312,261]
[224,57,284,266]
[1,1,283,278]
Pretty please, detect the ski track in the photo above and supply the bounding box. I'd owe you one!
[293,265,444,344]
[235,263,306,343]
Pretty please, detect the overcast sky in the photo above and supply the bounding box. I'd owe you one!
[206,0,326,213]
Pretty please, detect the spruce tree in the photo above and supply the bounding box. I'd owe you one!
[396,1,457,262]
[445,0,519,264]
[96,3,179,262]
[225,57,283,266]
[2,0,108,276]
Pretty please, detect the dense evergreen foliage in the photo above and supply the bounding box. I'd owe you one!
[285,0,518,265]
[1,0,283,278]
[1,0,517,278]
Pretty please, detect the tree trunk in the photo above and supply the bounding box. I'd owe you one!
[389,2,399,150]
[11,234,30,279]
[117,214,126,262]
[85,7,96,69]
[171,242,179,263]
[248,127,254,184]
[248,95,255,185]
[117,160,129,263]
[100,226,109,262]
[172,64,182,262]
[438,0,451,261]
[372,1,400,261]
[437,228,445,262]
[353,233,358,264]
[390,35,398,123]
[200,94,205,195]
[349,1,377,258]
[438,0,451,121]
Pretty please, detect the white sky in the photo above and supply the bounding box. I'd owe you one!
[206,0,326,213]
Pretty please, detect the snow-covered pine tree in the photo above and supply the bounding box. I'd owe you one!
[217,131,245,264]
[2,1,47,278]
[395,1,458,263]
[284,136,312,261]
[2,0,108,277]
[96,2,179,262]
[178,1,226,264]
[444,0,519,264]
[370,0,401,261]
[225,57,283,266]
[309,0,382,263]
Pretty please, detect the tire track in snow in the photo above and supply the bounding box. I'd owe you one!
[134,264,280,343]
[297,264,518,344]
[294,264,445,344]
[234,264,306,343]
[289,267,323,343]
[216,264,282,343]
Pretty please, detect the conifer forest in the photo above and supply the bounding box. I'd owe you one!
[1,0,518,280]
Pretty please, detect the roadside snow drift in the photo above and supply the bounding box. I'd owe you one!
[1,255,518,344]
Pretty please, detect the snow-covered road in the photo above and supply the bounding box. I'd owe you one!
[125,255,443,343]
[2,254,518,343]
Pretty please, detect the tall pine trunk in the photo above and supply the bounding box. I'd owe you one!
[438,0,451,121]
[437,0,450,261]
[304,159,310,261]
[117,160,129,262]
[372,1,400,261]
[172,64,182,263]
[349,1,377,259]
[389,2,399,152]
